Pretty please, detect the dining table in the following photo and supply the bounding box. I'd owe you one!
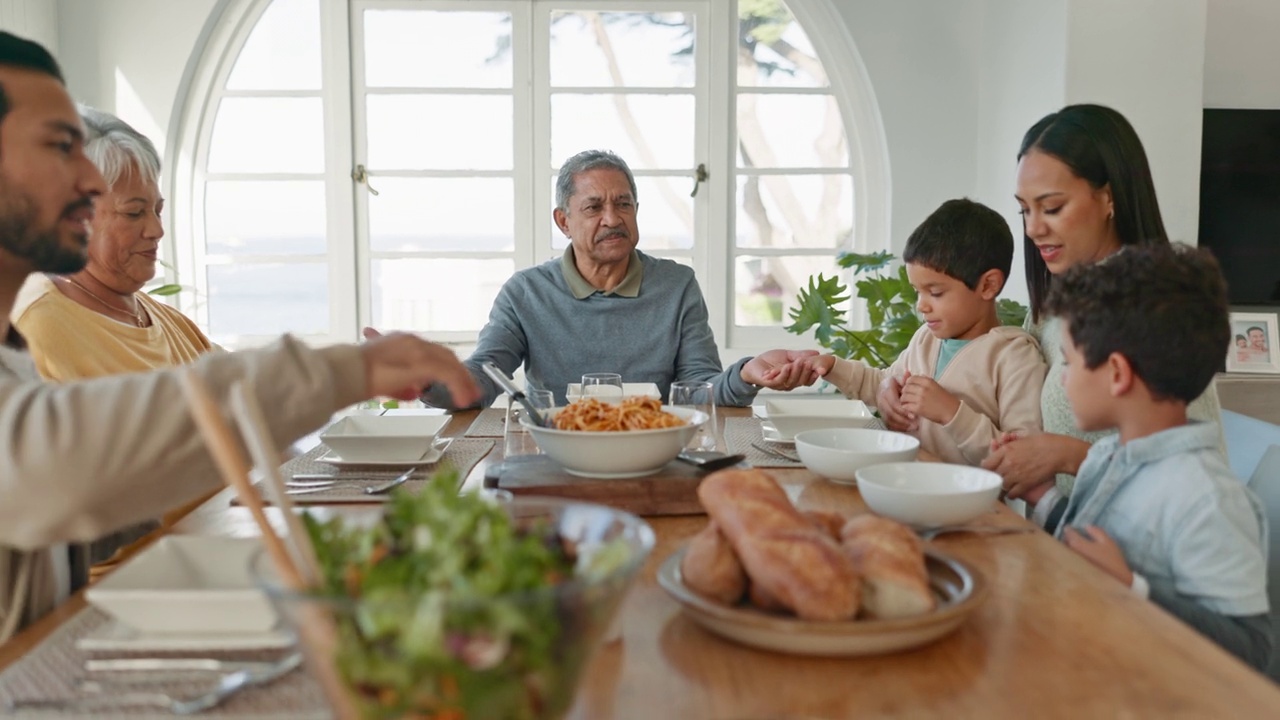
[2,406,1279,718]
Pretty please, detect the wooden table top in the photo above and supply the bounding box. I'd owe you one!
[3,407,1278,719]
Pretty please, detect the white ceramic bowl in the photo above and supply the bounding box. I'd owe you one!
[522,405,706,478]
[855,462,1003,528]
[793,428,920,483]
[319,414,450,463]
[763,398,876,439]
[87,536,277,635]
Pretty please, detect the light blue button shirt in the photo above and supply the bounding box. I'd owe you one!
[1059,422,1269,616]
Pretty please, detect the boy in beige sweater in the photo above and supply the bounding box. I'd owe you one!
[779,199,1047,465]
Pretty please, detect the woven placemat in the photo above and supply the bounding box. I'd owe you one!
[249,439,494,504]
[724,417,804,468]
[0,607,328,719]
[463,408,506,438]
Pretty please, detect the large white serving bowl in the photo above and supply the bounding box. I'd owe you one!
[87,536,277,635]
[763,398,877,439]
[793,428,920,483]
[855,462,1003,528]
[319,413,450,463]
[522,405,707,478]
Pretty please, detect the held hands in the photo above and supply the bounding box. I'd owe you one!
[744,349,822,391]
[876,372,916,432]
[899,374,960,426]
[982,433,1087,500]
[1063,525,1134,587]
[359,327,479,407]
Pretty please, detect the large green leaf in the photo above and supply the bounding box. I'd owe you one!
[836,250,894,274]
[146,283,183,297]
[784,274,849,346]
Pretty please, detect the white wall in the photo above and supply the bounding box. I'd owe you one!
[973,0,1069,308]
[0,0,58,54]
[833,0,984,255]
[1064,0,1208,246]
[56,0,220,151]
[1204,0,1280,108]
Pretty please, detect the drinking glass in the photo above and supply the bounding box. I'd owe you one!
[669,380,718,452]
[504,388,555,458]
[581,372,623,399]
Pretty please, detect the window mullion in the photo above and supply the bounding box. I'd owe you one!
[530,3,555,266]
[320,0,359,343]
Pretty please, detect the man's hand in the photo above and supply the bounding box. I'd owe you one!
[359,332,479,407]
[876,373,916,431]
[899,374,960,425]
[742,349,821,391]
[1063,525,1134,586]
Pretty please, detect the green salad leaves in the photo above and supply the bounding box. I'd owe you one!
[302,470,587,719]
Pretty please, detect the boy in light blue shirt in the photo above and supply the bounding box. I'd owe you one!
[1025,243,1270,670]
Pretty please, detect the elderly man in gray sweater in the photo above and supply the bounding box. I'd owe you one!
[420,150,821,409]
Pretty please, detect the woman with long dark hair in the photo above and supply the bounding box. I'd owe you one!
[982,104,1224,510]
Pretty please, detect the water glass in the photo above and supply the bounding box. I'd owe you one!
[581,373,623,399]
[504,389,554,458]
[669,380,718,452]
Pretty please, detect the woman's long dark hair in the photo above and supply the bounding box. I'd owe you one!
[1018,104,1170,322]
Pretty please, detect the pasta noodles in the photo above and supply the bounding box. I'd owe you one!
[553,396,686,432]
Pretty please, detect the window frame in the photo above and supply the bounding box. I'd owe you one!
[166,0,887,356]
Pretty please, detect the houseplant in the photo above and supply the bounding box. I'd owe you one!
[785,251,1027,369]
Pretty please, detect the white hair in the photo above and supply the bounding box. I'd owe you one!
[77,104,161,189]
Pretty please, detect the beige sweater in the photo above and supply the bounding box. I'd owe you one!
[824,325,1047,465]
[0,335,365,642]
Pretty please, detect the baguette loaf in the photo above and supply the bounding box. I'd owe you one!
[840,514,935,619]
[680,522,747,605]
[699,469,860,621]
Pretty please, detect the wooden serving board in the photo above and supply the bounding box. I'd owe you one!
[490,455,708,516]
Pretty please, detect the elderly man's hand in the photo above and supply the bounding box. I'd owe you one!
[742,349,821,391]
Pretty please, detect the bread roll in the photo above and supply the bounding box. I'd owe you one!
[699,469,860,621]
[680,522,747,605]
[803,510,846,540]
[840,515,935,619]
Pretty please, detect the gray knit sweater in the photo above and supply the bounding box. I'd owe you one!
[424,249,758,409]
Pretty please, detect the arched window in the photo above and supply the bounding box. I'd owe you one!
[168,0,886,351]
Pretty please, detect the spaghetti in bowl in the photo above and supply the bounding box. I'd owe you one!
[521,398,707,478]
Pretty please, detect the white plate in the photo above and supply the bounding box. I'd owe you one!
[78,618,294,652]
[658,548,987,656]
[316,439,450,467]
[759,422,795,446]
[87,537,276,635]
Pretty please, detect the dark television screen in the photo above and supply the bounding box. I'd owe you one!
[1199,109,1280,306]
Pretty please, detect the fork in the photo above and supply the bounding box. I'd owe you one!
[286,438,452,492]
[750,442,801,463]
[284,458,414,491]
[9,652,301,714]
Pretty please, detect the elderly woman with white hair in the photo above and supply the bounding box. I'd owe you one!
[12,106,214,381]
[11,106,215,576]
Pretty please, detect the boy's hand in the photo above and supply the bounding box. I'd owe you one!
[1063,525,1134,586]
[899,375,960,425]
[876,373,916,431]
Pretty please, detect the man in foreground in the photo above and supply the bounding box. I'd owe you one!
[0,32,477,642]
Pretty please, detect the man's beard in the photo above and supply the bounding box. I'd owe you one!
[0,182,89,274]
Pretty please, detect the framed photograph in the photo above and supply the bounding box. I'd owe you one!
[1226,312,1280,374]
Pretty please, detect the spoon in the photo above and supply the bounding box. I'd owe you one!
[676,450,746,471]
[482,362,550,427]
